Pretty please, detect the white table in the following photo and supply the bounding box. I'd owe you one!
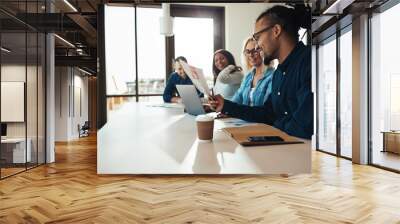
[1,138,31,163]
[97,102,311,174]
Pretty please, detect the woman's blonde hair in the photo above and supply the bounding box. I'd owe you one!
[241,37,255,71]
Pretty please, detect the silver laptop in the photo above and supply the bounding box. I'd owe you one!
[176,85,205,116]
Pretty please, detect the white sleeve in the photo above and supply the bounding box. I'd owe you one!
[217,65,244,85]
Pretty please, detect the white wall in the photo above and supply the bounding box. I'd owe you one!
[72,73,89,138]
[1,65,26,141]
[224,3,276,67]
[1,65,37,138]
[55,67,89,141]
[1,63,46,163]
[55,66,69,141]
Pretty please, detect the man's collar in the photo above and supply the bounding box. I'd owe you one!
[277,42,306,72]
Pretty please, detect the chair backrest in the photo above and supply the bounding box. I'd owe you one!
[82,121,90,129]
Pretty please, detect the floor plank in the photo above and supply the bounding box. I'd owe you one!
[1,135,400,223]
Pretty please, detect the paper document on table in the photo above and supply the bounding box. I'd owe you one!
[147,103,184,109]
[222,118,256,127]
[179,60,212,97]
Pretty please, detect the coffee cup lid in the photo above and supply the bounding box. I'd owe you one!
[196,114,214,122]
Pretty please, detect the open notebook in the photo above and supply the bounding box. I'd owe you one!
[223,124,303,146]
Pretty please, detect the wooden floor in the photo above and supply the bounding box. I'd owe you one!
[1,167,26,178]
[1,135,400,223]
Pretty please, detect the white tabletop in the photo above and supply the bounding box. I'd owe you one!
[1,138,27,144]
[97,102,311,175]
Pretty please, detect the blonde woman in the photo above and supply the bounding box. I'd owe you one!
[231,37,275,106]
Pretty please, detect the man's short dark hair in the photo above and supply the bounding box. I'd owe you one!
[175,56,187,63]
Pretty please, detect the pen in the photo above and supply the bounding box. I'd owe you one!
[210,88,215,101]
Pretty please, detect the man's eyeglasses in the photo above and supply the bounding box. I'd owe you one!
[252,25,275,42]
[243,47,262,56]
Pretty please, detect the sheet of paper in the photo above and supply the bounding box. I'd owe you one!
[222,118,255,127]
[179,60,212,97]
[147,103,184,109]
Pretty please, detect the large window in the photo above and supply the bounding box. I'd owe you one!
[370,3,400,171]
[174,17,214,86]
[102,4,225,118]
[170,5,224,88]
[339,28,352,158]
[137,7,166,95]
[317,27,353,159]
[104,6,168,97]
[317,36,337,155]
[105,6,135,96]
[103,4,224,103]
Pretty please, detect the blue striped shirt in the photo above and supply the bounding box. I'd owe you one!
[231,67,274,106]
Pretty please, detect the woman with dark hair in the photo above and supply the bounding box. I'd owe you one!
[210,4,314,139]
[212,49,243,100]
[163,56,202,103]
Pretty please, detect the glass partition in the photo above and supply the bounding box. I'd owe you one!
[0,1,46,179]
[38,32,45,165]
[1,30,28,178]
[27,30,38,169]
[317,36,337,155]
[339,28,352,158]
[370,3,400,171]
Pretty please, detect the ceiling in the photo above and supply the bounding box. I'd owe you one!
[0,0,393,73]
[0,0,101,73]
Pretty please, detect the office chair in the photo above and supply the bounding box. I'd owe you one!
[79,121,90,138]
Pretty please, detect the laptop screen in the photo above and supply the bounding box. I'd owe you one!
[175,85,205,116]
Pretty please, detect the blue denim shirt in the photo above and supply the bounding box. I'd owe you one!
[231,67,274,106]
[163,72,202,102]
[222,42,313,139]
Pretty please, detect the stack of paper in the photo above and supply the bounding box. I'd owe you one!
[179,60,212,97]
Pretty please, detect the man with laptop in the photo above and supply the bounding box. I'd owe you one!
[163,56,203,103]
[174,58,217,116]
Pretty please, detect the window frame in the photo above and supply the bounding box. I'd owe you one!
[102,4,225,102]
[168,4,225,78]
[367,0,400,173]
[315,23,353,161]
